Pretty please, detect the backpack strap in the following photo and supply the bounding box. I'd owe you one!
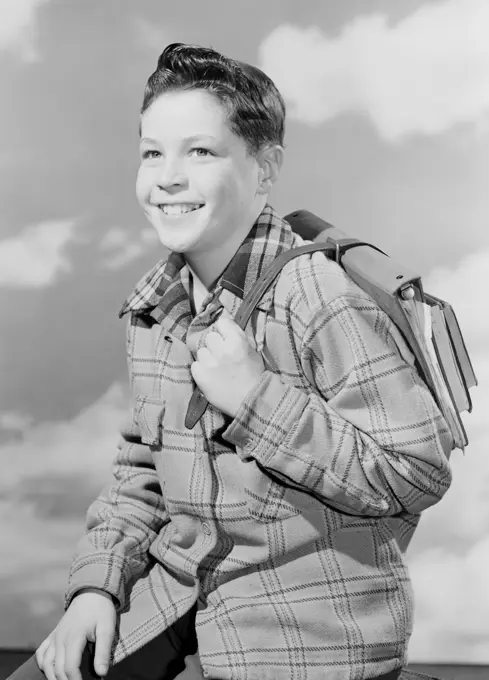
[184,239,380,430]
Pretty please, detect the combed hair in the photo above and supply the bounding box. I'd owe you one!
[141,43,286,155]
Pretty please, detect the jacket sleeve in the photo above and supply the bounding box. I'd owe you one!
[223,291,454,517]
[65,324,169,611]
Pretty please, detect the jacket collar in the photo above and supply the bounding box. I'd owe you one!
[219,203,295,302]
[119,204,296,337]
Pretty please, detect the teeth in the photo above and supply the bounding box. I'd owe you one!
[160,204,202,215]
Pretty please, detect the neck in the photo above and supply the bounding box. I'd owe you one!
[185,198,267,289]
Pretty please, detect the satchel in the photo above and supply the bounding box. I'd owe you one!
[185,209,477,451]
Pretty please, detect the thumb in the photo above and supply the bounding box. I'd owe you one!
[93,621,115,677]
[215,315,244,340]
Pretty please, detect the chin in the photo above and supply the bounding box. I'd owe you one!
[153,231,200,255]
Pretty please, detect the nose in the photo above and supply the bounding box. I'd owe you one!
[156,157,188,190]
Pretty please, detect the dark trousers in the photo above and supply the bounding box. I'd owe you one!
[6,603,437,680]
[7,607,203,680]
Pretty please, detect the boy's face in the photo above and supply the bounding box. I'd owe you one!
[137,89,267,261]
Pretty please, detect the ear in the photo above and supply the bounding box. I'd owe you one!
[256,145,284,195]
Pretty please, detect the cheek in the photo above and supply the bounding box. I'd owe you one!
[135,168,151,205]
[208,172,242,210]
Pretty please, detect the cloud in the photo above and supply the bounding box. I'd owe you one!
[259,0,489,141]
[133,17,168,54]
[0,219,79,288]
[406,249,489,662]
[0,381,127,492]
[423,250,489,357]
[0,411,33,432]
[99,225,158,270]
[408,537,489,663]
[0,0,50,61]
[0,381,129,646]
[6,473,105,520]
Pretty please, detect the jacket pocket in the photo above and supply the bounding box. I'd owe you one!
[135,395,166,446]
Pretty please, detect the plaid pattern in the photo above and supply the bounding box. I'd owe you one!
[67,205,453,679]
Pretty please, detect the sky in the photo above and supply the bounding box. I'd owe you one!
[0,0,488,664]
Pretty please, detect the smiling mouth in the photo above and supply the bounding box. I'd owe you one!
[158,204,204,216]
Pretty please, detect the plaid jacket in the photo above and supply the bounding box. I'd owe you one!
[67,205,453,680]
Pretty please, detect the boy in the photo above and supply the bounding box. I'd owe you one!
[12,43,453,680]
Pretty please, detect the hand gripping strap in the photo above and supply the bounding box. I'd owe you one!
[184,242,338,430]
[184,237,388,429]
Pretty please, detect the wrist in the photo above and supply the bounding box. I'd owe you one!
[72,588,116,605]
[227,372,264,419]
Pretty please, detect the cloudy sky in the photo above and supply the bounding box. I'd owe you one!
[0,0,488,664]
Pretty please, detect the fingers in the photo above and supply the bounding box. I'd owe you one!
[214,317,249,355]
[214,315,244,338]
[204,330,224,354]
[195,347,216,365]
[54,643,69,680]
[194,317,252,376]
[93,622,115,678]
[64,636,86,680]
[36,635,85,680]
[40,643,57,680]
[206,318,249,356]
[36,637,51,670]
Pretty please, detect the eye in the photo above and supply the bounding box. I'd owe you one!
[141,149,161,160]
[190,147,214,157]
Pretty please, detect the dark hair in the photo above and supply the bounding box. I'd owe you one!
[141,43,286,156]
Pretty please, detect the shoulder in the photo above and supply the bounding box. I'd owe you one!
[273,244,412,375]
[273,238,373,325]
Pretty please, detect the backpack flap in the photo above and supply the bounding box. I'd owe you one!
[284,209,336,241]
[285,209,422,298]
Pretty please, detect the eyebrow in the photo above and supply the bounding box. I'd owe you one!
[140,134,219,145]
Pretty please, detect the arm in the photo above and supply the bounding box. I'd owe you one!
[65,322,168,611]
[223,292,454,517]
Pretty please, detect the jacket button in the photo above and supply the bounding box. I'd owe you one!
[244,439,254,450]
[202,521,211,535]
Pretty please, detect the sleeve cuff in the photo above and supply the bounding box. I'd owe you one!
[65,551,133,612]
[223,370,308,465]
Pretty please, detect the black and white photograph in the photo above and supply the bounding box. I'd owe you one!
[0,1,487,679]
